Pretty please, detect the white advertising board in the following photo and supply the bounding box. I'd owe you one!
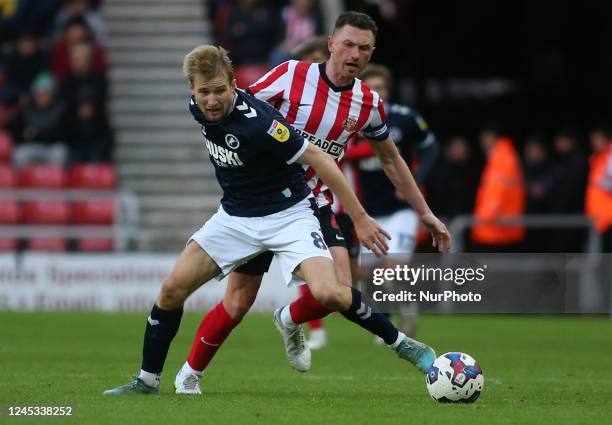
[0,253,297,312]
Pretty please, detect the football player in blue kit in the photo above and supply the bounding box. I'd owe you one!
[355,64,439,338]
[103,45,435,395]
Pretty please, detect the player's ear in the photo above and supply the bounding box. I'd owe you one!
[230,79,237,90]
[327,35,334,52]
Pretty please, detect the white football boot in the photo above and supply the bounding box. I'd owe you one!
[174,364,202,395]
[273,307,311,372]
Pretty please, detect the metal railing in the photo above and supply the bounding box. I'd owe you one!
[0,189,140,251]
[448,214,600,253]
[446,214,609,314]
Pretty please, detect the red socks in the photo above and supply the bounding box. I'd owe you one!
[187,286,331,371]
[290,284,333,325]
[187,301,240,372]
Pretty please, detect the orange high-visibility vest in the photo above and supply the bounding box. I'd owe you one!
[585,145,612,233]
[471,138,525,245]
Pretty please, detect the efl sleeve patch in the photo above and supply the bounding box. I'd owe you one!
[267,120,290,142]
[416,115,429,132]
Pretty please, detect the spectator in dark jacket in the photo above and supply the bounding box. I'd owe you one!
[214,0,284,66]
[2,32,48,105]
[65,91,113,163]
[426,136,478,219]
[59,42,107,112]
[13,72,68,167]
[542,127,589,251]
[522,136,554,252]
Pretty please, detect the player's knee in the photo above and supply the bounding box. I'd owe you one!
[224,295,254,320]
[158,275,188,309]
[310,283,350,311]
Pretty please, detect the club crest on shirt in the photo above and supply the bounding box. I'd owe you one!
[267,120,290,142]
[225,133,240,149]
[342,115,358,132]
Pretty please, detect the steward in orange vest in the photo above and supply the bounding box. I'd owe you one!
[472,137,525,246]
[585,144,612,235]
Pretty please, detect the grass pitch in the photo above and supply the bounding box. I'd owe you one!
[1,312,611,425]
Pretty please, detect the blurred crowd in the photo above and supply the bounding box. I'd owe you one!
[0,0,112,168]
[425,126,612,253]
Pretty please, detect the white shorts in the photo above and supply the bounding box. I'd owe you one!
[361,208,419,266]
[189,196,332,285]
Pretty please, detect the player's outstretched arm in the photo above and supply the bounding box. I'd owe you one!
[297,143,390,256]
[370,136,452,252]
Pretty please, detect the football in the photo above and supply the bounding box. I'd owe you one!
[426,352,484,403]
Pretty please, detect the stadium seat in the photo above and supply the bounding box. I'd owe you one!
[0,131,13,162]
[27,238,67,251]
[71,199,115,224]
[0,163,16,187]
[234,64,270,89]
[21,200,70,224]
[68,163,116,189]
[77,238,114,251]
[18,164,67,188]
[0,200,20,251]
[0,199,19,223]
[0,239,18,251]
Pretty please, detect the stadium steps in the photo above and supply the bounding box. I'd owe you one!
[111,99,189,113]
[120,179,220,195]
[111,83,190,98]
[103,4,202,20]
[115,145,207,162]
[116,130,202,145]
[103,0,220,251]
[107,21,209,35]
[109,51,190,66]
[110,67,185,82]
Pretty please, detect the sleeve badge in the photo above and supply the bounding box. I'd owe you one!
[267,120,290,142]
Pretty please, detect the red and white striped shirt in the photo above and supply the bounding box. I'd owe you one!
[248,60,389,207]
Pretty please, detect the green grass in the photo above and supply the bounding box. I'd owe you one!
[1,312,611,425]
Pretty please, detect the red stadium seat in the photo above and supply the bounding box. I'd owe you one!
[18,164,67,188]
[0,164,16,188]
[77,238,114,251]
[234,64,270,89]
[0,131,13,162]
[0,200,19,251]
[0,199,19,223]
[71,199,115,224]
[0,239,17,251]
[27,238,67,251]
[68,163,116,189]
[21,201,70,224]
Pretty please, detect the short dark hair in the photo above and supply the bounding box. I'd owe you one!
[334,11,378,39]
[359,64,392,90]
[292,36,329,60]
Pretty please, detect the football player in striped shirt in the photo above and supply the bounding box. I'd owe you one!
[176,11,451,394]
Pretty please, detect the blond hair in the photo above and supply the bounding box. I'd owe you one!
[183,45,234,84]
